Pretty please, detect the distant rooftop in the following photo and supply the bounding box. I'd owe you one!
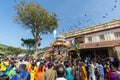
[62,19,120,38]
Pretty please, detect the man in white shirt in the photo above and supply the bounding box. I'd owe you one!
[18,59,23,68]
[89,61,96,80]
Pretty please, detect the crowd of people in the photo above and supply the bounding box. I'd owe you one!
[0,55,120,80]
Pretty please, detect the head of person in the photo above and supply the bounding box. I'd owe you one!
[57,64,65,78]
[98,61,101,65]
[19,64,27,72]
[110,66,115,72]
[90,60,93,64]
[31,62,36,70]
[65,62,70,68]
[20,59,22,62]
[80,62,84,66]
[4,58,8,61]
[48,62,54,69]
[38,62,44,72]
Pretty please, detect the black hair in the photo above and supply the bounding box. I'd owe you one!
[19,64,27,71]
[20,59,22,62]
[48,62,54,69]
[57,64,65,78]
[65,62,70,68]
[9,64,15,70]
[31,63,36,70]
[38,62,44,72]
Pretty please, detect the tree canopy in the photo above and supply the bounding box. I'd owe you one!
[14,1,58,56]
[14,1,58,34]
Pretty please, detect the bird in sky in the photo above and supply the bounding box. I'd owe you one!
[114,5,117,8]
[85,14,87,16]
[115,0,117,3]
[106,13,108,16]
[103,16,106,18]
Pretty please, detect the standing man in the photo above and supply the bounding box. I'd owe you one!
[97,62,104,80]
[18,59,23,68]
[42,62,57,80]
[11,64,30,80]
[89,61,96,80]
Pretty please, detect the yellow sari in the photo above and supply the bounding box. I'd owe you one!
[81,65,87,80]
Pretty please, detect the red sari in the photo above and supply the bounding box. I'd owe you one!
[106,67,110,80]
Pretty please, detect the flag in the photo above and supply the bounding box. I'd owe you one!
[53,29,57,38]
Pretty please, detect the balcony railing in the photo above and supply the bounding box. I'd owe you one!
[62,19,120,38]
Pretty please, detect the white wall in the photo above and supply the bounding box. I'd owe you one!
[65,38,75,45]
[84,28,120,43]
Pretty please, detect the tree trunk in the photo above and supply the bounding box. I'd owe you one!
[34,30,40,58]
[34,41,39,58]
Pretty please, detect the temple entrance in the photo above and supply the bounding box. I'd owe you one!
[80,47,109,58]
[68,49,78,59]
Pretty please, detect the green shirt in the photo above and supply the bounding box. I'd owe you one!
[6,69,16,78]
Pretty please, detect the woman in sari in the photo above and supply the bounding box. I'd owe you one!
[109,66,117,80]
[81,62,87,80]
[28,63,36,80]
[35,62,45,80]
[65,62,74,80]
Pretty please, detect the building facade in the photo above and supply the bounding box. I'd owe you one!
[62,19,120,59]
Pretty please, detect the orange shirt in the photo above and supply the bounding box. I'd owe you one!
[35,66,45,80]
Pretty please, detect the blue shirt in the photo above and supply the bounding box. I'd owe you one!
[97,64,104,77]
[11,71,30,80]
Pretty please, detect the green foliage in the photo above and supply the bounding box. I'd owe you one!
[14,1,58,34]
[14,0,58,55]
[39,46,51,51]
[0,43,27,55]
[0,46,5,51]
[6,46,23,54]
[21,38,35,48]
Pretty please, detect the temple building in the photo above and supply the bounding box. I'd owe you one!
[62,19,120,59]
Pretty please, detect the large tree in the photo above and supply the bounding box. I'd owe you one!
[14,1,58,57]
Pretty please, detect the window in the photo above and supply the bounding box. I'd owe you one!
[88,37,92,42]
[75,36,84,43]
[114,32,120,39]
[99,35,105,41]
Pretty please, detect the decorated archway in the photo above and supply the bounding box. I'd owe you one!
[51,35,71,61]
[68,48,78,59]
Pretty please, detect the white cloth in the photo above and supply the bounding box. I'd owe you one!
[18,61,22,67]
[23,61,29,66]
[89,64,96,80]
[56,77,66,80]
[53,29,57,38]
[37,62,40,67]
[116,70,120,80]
